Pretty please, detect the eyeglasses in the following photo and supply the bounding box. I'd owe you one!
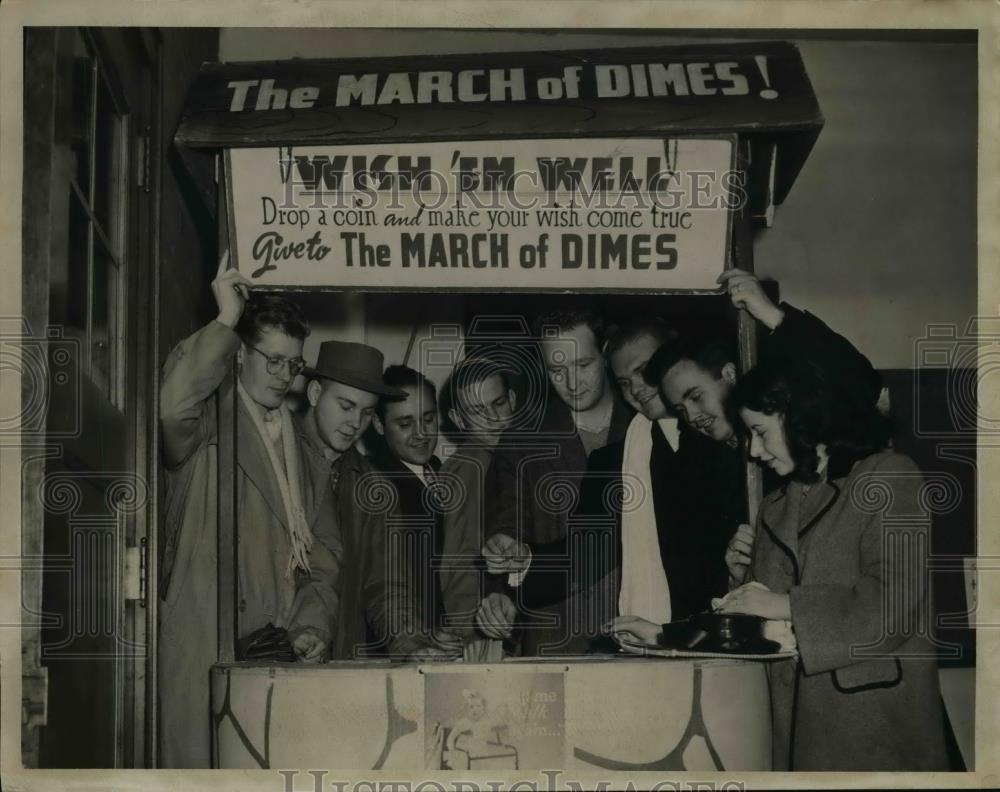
[245,344,306,378]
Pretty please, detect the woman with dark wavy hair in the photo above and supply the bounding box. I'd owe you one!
[719,359,950,770]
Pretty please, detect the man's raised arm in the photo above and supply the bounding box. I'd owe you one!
[159,254,254,469]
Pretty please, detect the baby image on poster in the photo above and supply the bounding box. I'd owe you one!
[445,689,513,770]
[424,671,565,770]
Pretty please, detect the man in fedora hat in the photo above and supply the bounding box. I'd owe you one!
[297,341,451,660]
[158,253,341,767]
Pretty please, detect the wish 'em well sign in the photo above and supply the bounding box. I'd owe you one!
[227,137,736,291]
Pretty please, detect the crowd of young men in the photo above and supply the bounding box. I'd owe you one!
[158,256,878,766]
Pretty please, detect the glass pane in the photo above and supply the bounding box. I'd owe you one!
[93,74,124,251]
[65,188,90,338]
[91,237,119,402]
[53,29,94,195]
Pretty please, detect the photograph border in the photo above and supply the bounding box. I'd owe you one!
[1,1,996,789]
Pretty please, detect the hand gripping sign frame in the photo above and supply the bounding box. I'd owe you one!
[174,40,823,674]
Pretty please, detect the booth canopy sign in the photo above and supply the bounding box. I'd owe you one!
[226,137,736,291]
[178,41,823,205]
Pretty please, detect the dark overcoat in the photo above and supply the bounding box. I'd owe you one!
[305,443,431,660]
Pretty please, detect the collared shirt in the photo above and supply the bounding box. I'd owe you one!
[572,393,615,456]
[242,390,283,441]
[298,412,342,467]
[570,392,614,435]
[654,417,681,453]
[296,416,342,492]
[240,384,285,468]
[262,409,286,469]
[400,459,429,487]
[261,407,282,443]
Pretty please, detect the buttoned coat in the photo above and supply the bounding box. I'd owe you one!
[305,441,433,660]
[751,450,950,771]
[367,450,448,639]
[366,446,493,639]
[437,444,494,636]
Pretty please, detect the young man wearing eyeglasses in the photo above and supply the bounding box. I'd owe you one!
[158,253,340,768]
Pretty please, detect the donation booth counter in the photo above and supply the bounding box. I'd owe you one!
[212,658,772,771]
[173,41,825,772]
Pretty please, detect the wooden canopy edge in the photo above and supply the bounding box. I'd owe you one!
[173,41,823,207]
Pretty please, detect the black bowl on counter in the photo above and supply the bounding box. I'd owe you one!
[690,612,767,648]
[655,612,782,655]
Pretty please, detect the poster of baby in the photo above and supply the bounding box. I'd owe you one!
[423,669,565,771]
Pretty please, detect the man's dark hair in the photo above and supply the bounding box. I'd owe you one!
[643,334,736,388]
[446,356,511,415]
[234,294,309,345]
[437,356,512,442]
[376,364,436,420]
[604,317,679,362]
[730,359,892,483]
[532,310,606,351]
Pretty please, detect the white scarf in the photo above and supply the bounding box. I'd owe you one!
[618,412,678,625]
[236,380,314,577]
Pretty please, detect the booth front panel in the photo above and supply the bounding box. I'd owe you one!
[211,658,772,771]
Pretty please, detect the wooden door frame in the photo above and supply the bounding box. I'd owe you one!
[138,26,163,771]
[20,25,58,771]
[19,25,162,770]
[115,25,163,769]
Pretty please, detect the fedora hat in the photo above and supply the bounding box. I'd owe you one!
[304,341,406,397]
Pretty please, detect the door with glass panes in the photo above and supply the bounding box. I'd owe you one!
[22,27,158,768]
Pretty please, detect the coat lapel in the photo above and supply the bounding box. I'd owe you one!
[373,450,425,509]
[335,446,361,525]
[235,397,288,532]
[760,486,799,568]
[546,398,588,471]
[797,479,841,538]
[759,477,844,579]
[291,414,336,529]
[371,449,445,628]
[608,390,636,446]
[374,452,447,555]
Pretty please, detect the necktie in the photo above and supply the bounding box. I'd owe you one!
[650,420,674,472]
[422,463,446,631]
[648,421,676,541]
[424,464,444,508]
[262,408,282,443]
